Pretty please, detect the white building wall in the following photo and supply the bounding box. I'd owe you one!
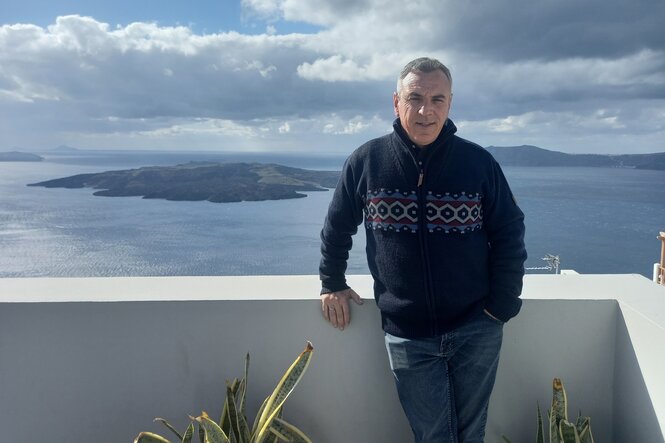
[1,274,664,443]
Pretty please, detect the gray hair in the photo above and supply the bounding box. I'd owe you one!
[396,57,452,93]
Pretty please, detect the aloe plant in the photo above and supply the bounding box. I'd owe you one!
[134,341,314,443]
[503,378,595,443]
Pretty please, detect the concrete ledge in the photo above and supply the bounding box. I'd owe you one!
[1,274,664,442]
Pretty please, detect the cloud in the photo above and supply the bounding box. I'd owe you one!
[297,56,386,82]
[1,1,664,154]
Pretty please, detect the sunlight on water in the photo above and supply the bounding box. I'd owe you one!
[1,152,663,278]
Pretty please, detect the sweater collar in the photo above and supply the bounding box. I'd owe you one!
[392,118,457,151]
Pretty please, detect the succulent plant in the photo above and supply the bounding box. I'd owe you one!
[503,378,595,443]
[134,341,314,443]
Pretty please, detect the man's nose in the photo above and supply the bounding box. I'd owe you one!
[418,102,433,115]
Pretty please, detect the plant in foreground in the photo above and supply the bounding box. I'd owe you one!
[503,378,595,443]
[134,341,314,443]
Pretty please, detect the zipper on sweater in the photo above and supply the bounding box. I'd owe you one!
[415,158,438,337]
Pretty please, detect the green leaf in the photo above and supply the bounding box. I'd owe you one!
[154,418,184,442]
[240,353,250,418]
[198,423,205,443]
[268,428,289,441]
[559,419,580,443]
[577,417,594,443]
[253,342,314,443]
[182,423,194,443]
[269,417,312,443]
[550,378,568,443]
[251,396,269,438]
[537,403,544,443]
[134,432,173,443]
[225,383,248,443]
[194,414,231,443]
[221,378,240,431]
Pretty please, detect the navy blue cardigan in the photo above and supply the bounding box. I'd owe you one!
[320,119,527,338]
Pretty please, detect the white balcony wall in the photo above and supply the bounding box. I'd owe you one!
[1,274,664,443]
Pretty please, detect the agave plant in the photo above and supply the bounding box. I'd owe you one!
[503,378,595,443]
[134,341,314,443]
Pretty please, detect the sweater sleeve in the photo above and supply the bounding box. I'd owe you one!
[482,158,527,322]
[319,156,365,294]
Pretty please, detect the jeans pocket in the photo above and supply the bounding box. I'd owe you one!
[482,309,505,325]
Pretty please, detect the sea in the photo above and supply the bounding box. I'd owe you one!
[1,150,664,278]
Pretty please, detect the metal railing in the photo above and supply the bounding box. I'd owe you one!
[526,254,561,274]
[657,231,665,285]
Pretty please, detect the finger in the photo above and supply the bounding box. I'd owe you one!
[350,290,364,305]
[341,298,350,328]
[329,305,339,328]
[322,300,330,321]
[335,303,346,330]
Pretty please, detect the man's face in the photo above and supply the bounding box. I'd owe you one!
[393,70,452,147]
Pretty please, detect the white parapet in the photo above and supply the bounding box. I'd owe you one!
[1,274,664,443]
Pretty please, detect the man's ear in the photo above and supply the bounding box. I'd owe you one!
[393,92,400,117]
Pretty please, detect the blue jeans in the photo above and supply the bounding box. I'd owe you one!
[384,310,504,443]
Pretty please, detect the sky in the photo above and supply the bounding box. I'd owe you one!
[1,0,664,155]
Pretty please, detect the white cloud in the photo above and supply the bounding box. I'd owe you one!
[1,1,664,154]
[321,114,385,135]
[297,56,373,82]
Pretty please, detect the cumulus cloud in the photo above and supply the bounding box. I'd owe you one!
[1,0,664,154]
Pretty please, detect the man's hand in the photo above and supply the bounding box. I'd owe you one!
[321,288,364,330]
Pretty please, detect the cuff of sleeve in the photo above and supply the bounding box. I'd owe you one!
[485,296,522,323]
[321,282,350,295]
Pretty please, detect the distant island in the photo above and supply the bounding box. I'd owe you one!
[52,145,80,152]
[0,151,43,162]
[28,162,341,203]
[486,145,665,170]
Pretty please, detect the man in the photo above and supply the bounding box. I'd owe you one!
[319,57,526,442]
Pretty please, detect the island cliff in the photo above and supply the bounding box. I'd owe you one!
[486,145,665,170]
[29,162,341,203]
[0,151,43,162]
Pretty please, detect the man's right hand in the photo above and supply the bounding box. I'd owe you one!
[321,288,364,330]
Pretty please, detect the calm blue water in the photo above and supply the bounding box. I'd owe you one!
[1,150,663,278]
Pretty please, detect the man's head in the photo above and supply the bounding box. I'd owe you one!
[393,57,453,147]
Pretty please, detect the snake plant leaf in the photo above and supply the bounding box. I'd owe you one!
[134,432,173,443]
[240,353,250,418]
[221,378,240,431]
[550,378,568,443]
[576,416,589,435]
[225,385,240,443]
[537,403,544,443]
[559,419,581,443]
[260,407,283,443]
[198,423,205,443]
[181,423,194,443]
[251,396,270,438]
[154,418,184,442]
[269,417,312,443]
[577,417,594,443]
[253,341,314,443]
[225,382,250,442]
[268,428,289,441]
[193,413,230,443]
